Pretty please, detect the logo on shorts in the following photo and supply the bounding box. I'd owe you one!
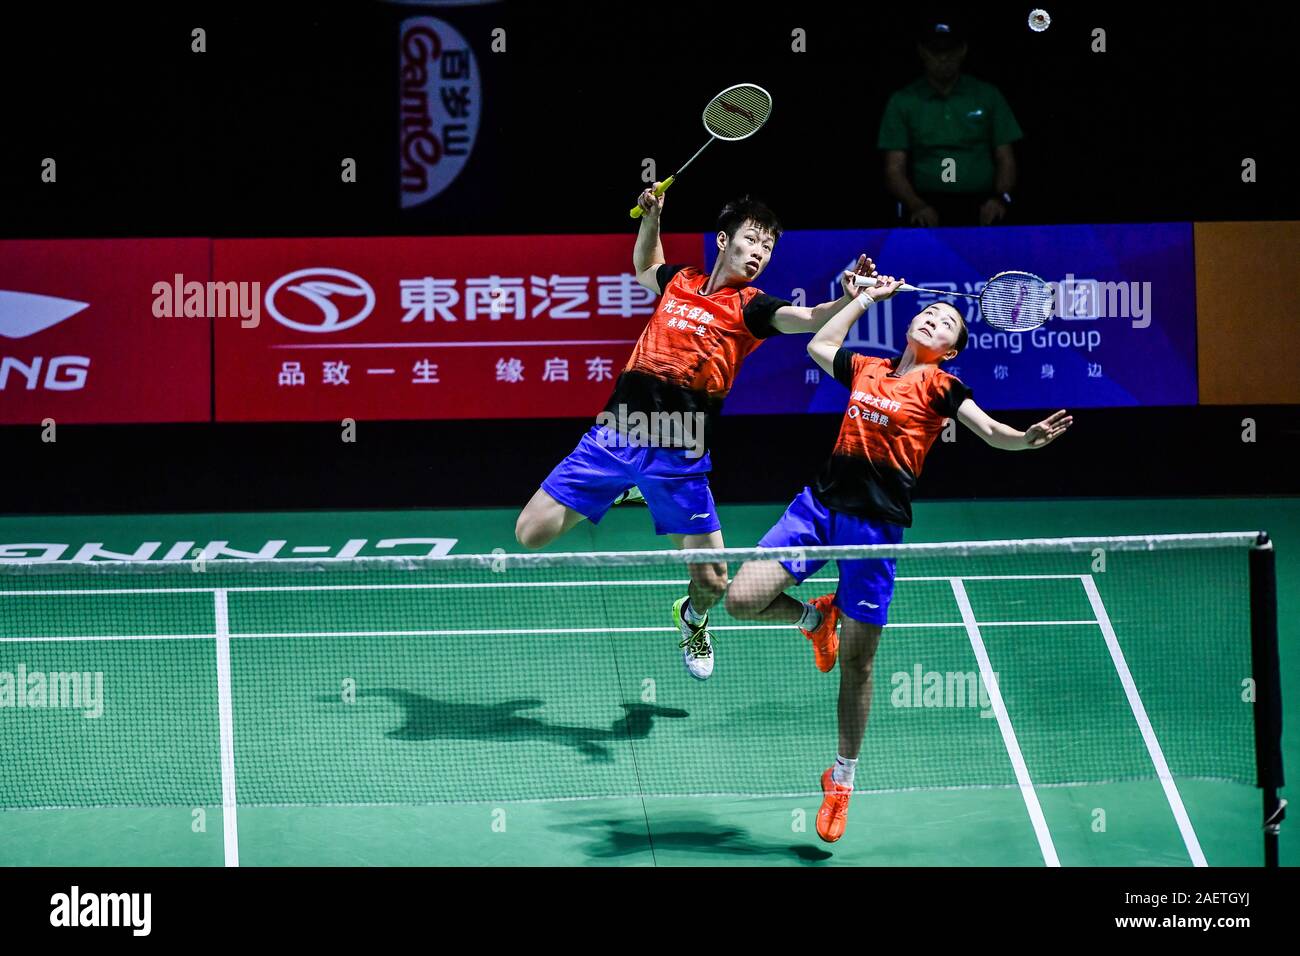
[857,600,880,609]
[690,513,711,521]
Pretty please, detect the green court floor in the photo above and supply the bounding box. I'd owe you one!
[0,498,1294,866]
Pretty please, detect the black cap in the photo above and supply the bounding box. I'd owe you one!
[918,19,966,51]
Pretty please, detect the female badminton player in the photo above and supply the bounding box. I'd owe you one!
[515,184,877,681]
[725,273,1072,842]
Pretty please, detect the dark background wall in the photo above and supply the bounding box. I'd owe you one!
[2,1,1297,513]
[4,1,1295,236]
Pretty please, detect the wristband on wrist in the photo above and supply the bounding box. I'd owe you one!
[855,291,874,309]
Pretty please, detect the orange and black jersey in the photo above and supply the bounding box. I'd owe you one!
[601,264,790,449]
[812,348,973,527]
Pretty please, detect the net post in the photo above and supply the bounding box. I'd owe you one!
[1249,531,1284,867]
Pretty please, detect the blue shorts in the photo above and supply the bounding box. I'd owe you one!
[541,425,722,536]
[756,486,905,625]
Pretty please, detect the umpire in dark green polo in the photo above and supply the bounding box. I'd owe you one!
[879,19,1023,226]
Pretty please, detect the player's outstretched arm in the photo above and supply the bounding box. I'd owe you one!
[633,183,667,292]
[806,274,906,373]
[771,254,877,333]
[956,402,1073,450]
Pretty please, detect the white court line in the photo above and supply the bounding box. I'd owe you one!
[0,633,215,643]
[1081,576,1207,867]
[899,574,1087,582]
[223,621,1099,638]
[0,572,1085,597]
[950,578,1060,867]
[0,580,693,596]
[942,621,1099,627]
[213,591,240,868]
[231,622,1098,639]
[0,620,1103,643]
[1,774,1244,814]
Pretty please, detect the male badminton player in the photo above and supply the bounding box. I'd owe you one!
[726,274,1072,841]
[515,184,876,680]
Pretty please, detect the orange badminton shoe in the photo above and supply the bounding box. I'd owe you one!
[800,593,840,672]
[816,766,853,843]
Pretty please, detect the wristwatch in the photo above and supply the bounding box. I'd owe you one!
[993,192,1012,205]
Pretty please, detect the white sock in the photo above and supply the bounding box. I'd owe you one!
[796,601,822,631]
[832,754,857,788]
[683,598,706,626]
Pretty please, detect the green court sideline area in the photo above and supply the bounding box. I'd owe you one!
[0,498,1294,866]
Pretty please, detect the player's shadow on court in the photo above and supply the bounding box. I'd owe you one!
[316,689,689,763]
[550,815,833,865]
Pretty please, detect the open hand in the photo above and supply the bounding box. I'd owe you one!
[979,198,1007,226]
[1024,409,1072,448]
[910,205,939,227]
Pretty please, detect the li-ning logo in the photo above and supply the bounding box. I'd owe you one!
[717,99,757,123]
[0,290,89,339]
[0,537,461,563]
[49,886,151,936]
[0,290,92,391]
[265,268,375,333]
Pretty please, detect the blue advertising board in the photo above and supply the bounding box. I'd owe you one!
[716,223,1198,412]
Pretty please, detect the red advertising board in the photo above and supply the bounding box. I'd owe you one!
[212,234,699,421]
[0,239,211,424]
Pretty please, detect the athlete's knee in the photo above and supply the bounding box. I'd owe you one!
[724,582,765,620]
[841,653,875,679]
[839,624,882,675]
[839,646,875,679]
[514,512,552,551]
[692,563,729,600]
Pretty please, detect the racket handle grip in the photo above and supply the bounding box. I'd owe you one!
[629,176,676,219]
[853,275,920,293]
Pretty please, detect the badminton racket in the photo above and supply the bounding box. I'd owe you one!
[629,83,773,219]
[854,270,1055,332]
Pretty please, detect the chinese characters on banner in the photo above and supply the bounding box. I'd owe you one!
[0,226,1201,425]
[732,224,1197,412]
[212,233,700,421]
[400,15,482,210]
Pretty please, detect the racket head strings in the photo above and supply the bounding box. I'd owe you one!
[702,83,772,141]
[978,271,1055,331]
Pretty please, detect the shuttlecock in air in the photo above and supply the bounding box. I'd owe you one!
[1028,9,1051,32]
